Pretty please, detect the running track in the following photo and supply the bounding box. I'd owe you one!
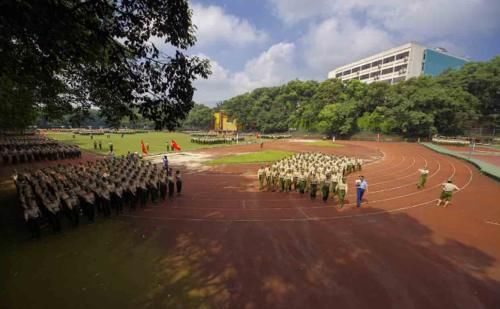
[122,141,500,309]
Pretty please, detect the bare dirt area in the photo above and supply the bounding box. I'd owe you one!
[119,140,500,309]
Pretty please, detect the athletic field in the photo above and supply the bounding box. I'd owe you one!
[1,140,500,308]
[45,131,257,156]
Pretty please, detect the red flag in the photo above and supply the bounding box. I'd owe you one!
[171,140,181,151]
[141,140,148,155]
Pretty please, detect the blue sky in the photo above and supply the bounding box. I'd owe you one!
[177,0,500,105]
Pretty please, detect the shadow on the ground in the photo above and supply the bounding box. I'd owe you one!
[136,210,500,309]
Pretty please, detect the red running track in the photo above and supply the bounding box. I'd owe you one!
[121,141,500,309]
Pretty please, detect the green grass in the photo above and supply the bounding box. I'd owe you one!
[307,141,344,147]
[46,132,253,156]
[207,150,294,165]
[0,179,228,309]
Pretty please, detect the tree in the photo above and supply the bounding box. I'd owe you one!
[182,104,214,130]
[315,101,357,136]
[0,0,211,130]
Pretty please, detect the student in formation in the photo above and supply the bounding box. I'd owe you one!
[321,173,331,202]
[336,177,348,208]
[167,168,175,198]
[258,166,265,191]
[297,170,306,194]
[417,167,429,189]
[309,172,318,199]
[436,179,460,207]
[265,165,271,191]
[175,170,182,195]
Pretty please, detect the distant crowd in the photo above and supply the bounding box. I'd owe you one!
[14,153,182,239]
[1,135,81,165]
[191,136,244,144]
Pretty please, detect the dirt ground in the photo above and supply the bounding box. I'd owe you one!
[123,140,500,308]
[2,140,500,309]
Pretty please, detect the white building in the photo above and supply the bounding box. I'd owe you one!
[327,42,468,85]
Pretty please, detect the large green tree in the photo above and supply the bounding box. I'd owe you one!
[0,0,211,130]
[182,104,214,130]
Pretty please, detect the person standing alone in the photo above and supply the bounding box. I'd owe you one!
[417,167,429,189]
[356,176,367,208]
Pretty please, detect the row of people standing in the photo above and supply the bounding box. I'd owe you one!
[257,153,363,208]
[14,154,182,239]
[1,136,81,165]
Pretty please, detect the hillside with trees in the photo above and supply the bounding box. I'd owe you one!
[214,56,499,137]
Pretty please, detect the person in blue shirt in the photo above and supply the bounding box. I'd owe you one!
[356,176,368,207]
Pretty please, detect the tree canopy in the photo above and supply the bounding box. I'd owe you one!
[218,57,498,137]
[0,0,210,130]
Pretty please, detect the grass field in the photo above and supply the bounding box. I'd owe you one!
[46,132,256,156]
[207,150,294,165]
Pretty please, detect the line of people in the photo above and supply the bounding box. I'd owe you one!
[191,136,244,144]
[1,135,81,165]
[14,154,182,239]
[257,153,363,208]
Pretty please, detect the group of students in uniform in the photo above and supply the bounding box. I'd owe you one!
[417,167,460,207]
[257,153,363,208]
[191,136,244,144]
[1,136,81,165]
[14,153,183,239]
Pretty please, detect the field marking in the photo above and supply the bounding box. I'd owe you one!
[484,220,500,227]
[120,199,438,223]
[368,155,427,186]
[180,158,454,208]
[124,159,459,212]
[365,157,440,193]
[120,149,474,223]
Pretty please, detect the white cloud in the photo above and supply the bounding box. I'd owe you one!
[190,0,500,104]
[268,0,333,24]
[301,18,394,77]
[233,42,298,93]
[191,3,268,47]
[268,0,500,40]
[193,43,297,105]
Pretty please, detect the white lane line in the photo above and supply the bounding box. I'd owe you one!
[120,199,438,223]
[124,160,457,213]
[180,159,455,208]
[297,207,312,220]
[120,151,474,223]
[485,220,500,227]
[369,155,428,186]
[361,157,440,194]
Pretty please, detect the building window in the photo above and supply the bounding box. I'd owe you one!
[335,73,342,78]
[342,69,351,76]
[351,67,360,73]
[394,64,407,72]
[360,74,369,80]
[392,76,405,83]
[361,64,371,70]
[383,56,395,64]
[372,60,382,67]
[370,71,380,78]
[395,51,410,60]
[382,68,394,75]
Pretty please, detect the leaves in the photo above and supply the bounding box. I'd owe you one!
[0,0,211,130]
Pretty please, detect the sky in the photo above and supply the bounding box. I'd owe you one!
[170,0,500,106]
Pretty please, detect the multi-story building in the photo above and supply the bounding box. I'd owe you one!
[327,42,469,84]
